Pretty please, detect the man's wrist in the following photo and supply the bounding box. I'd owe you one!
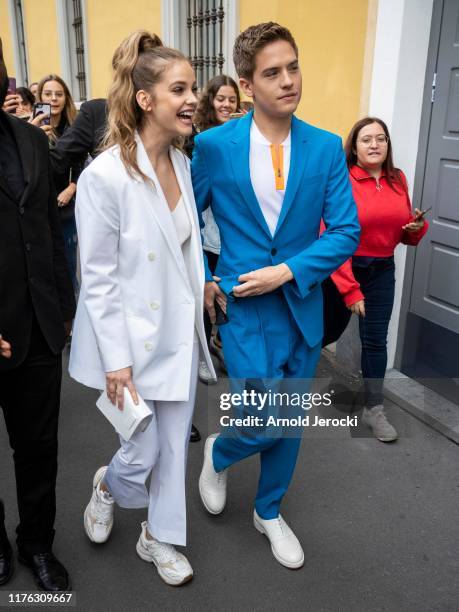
[277,263,294,284]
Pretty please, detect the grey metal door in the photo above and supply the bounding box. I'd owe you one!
[410,0,459,333]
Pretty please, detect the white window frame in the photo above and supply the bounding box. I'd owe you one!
[8,0,30,87]
[55,0,91,103]
[161,0,239,80]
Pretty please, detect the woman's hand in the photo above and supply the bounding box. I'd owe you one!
[105,367,139,411]
[0,335,12,359]
[2,94,19,113]
[57,183,76,207]
[348,299,365,317]
[403,208,425,232]
[28,113,53,136]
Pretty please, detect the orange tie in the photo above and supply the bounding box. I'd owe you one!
[270,144,285,190]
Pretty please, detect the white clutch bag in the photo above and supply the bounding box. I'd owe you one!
[96,388,153,441]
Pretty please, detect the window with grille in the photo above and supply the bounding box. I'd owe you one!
[66,0,88,101]
[10,0,29,86]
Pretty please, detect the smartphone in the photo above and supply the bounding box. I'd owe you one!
[33,102,51,125]
[214,300,229,326]
[415,206,432,220]
[229,112,245,120]
[7,77,16,94]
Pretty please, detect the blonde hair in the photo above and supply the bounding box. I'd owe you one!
[104,30,190,181]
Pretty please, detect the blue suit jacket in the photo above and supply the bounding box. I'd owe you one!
[191,112,360,347]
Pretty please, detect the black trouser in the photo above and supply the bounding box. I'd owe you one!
[204,250,219,344]
[0,317,62,557]
[353,257,396,407]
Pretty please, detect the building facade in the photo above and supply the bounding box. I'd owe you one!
[0,0,457,405]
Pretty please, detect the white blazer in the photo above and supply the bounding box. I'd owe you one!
[69,136,216,401]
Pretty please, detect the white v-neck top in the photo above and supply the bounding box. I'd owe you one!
[171,196,192,247]
[249,120,291,236]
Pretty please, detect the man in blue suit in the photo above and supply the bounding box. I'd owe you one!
[192,22,360,569]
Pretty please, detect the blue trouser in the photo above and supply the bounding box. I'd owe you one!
[214,292,321,519]
[353,257,396,407]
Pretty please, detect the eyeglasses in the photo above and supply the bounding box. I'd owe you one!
[357,135,389,146]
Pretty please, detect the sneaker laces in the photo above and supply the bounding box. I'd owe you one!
[93,491,113,525]
[148,539,180,564]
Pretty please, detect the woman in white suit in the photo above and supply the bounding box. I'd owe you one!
[69,31,215,586]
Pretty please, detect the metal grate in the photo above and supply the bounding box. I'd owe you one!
[186,0,225,89]
[70,0,87,101]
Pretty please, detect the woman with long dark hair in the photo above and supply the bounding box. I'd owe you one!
[334,117,428,441]
[31,75,81,293]
[69,30,215,585]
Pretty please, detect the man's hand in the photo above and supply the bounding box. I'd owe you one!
[106,366,138,411]
[348,299,365,317]
[58,183,76,207]
[233,264,293,298]
[204,276,226,324]
[2,93,19,114]
[0,335,12,359]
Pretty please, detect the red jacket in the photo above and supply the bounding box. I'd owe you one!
[329,165,429,306]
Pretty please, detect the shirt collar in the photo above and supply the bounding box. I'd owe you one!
[350,164,386,180]
[250,118,291,146]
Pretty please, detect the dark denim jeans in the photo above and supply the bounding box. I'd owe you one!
[353,257,396,407]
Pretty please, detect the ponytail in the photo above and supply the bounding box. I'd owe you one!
[103,30,188,181]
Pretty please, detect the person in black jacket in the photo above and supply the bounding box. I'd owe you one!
[0,40,76,591]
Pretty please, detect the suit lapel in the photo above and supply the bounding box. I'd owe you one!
[6,114,35,207]
[229,112,272,239]
[274,116,309,236]
[135,134,190,287]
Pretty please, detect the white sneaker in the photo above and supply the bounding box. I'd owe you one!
[198,434,227,515]
[136,522,193,586]
[253,510,304,569]
[199,360,217,385]
[84,466,114,544]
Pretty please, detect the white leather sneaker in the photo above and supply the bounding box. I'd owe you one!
[84,466,114,544]
[136,522,193,586]
[198,434,227,515]
[253,510,304,569]
[198,360,217,385]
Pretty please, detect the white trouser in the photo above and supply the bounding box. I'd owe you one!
[104,340,198,546]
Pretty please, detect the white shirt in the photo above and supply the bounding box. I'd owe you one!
[171,195,192,247]
[249,120,291,236]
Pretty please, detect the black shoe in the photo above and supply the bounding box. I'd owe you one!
[0,544,13,586]
[190,424,201,443]
[18,552,71,591]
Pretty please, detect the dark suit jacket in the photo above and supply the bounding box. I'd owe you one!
[50,98,107,176]
[0,111,76,370]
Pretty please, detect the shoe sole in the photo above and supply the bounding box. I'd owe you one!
[253,516,304,570]
[362,422,398,443]
[135,540,193,586]
[199,373,218,385]
[18,556,71,591]
[198,475,225,515]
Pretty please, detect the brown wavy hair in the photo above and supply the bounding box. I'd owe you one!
[194,74,240,132]
[233,22,298,80]
[344,117,405,193]
[103,30,190,181]
[37,74,77,127]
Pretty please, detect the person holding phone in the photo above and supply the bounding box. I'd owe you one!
[30,75,82,294]
[69,30,215,586]
[331,117,428,442]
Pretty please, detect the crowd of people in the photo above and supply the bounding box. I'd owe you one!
[0,22,428,592]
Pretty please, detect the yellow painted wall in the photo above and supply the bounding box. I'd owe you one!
[22,0,61,83]
[0,0,15,79]
[86,0,162,99]
[240,0,369,138]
